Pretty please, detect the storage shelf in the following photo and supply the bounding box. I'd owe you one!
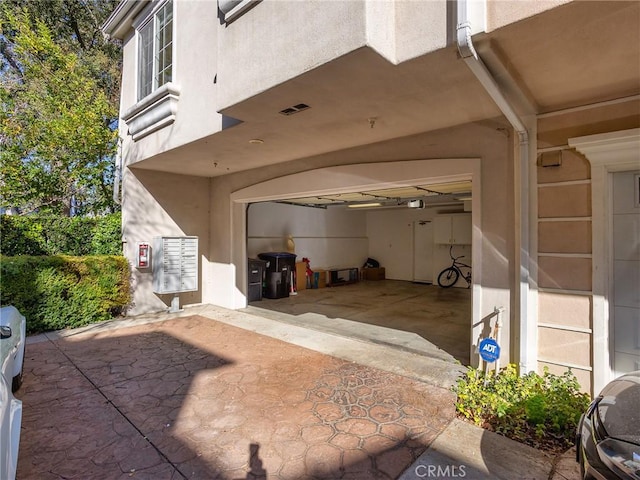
[327,267,359,287]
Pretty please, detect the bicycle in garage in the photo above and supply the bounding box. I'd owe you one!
[437,245,472,288]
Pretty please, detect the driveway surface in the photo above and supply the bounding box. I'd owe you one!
[16,315,456,479]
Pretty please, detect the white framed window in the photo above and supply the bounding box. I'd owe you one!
[137,0,173,101]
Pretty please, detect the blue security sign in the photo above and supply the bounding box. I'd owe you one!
[479,337,501,363]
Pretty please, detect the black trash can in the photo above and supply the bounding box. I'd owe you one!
[248,258,266,302]
[258,252,297,299]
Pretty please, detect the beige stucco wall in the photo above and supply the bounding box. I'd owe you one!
[538,257,592,291]
[539,221,591,254]
[217,0,452,111]
[122,169,210,315]
[537,101,640,150]
[366,0,448,64]
[118,1,222,166]
[217,0,571,109]
[204,119,515,367]
[538,183,591,218]
[116,1,221,315]
[107,0,639,383]
[536,133,593,391]
[218,1,364,112]
[486,0,571,32]
[112,0,598,168]
[538,291,591,330]
[535,99,640,394]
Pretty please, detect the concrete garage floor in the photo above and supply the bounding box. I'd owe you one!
[247,280,472,366]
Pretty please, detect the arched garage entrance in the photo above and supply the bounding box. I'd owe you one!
[230,158,483,365]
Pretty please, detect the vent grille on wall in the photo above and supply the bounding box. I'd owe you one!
[279,103,311,116]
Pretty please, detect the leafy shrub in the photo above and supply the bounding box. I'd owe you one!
[453,364,591,452]
[0,213,121,256]
[91,213,122,255]
[0,255,130,334]
[0,215,47,255]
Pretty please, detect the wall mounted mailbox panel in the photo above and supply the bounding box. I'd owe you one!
[152,236,198,294]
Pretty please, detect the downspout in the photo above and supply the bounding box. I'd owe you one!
[113,137,123,206]
[456,0,535,374]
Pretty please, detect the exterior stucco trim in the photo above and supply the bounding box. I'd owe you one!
[230,158,488,367]
[538,323,591,334]
[102,0,148,39]
[122,82,181,141]
[569,128,640,394]
[537,357,592,372]
[220,0,261,23]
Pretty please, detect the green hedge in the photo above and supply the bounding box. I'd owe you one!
[0,255,131,334]
[0,213,122,256]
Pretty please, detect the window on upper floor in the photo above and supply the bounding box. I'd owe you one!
[137,0,173,101]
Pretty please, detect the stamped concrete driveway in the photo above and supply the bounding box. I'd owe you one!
[16,314,457,479]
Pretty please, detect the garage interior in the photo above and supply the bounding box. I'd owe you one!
[244,181,474,366]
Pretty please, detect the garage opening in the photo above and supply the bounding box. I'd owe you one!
[231,159,482,368]
[244,180,474,365]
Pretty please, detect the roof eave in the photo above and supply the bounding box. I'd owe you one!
[102,0,149,39]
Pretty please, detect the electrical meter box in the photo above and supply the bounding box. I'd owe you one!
[152,236,198,294]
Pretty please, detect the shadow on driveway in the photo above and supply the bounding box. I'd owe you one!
[16,315,457,479]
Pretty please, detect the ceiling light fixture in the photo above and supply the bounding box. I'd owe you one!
[249,139,264,144]
[347,202,383,209]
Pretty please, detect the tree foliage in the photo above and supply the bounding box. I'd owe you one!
[0,1,121,216]
[0,212,122,256]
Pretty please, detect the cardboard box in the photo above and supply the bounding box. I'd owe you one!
[295,262,307,291]
[362,267,385,281]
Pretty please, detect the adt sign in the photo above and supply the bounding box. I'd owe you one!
[479,338,501,363]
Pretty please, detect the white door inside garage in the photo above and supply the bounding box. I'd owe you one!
[413,221,434,283]
[612,170,640,375]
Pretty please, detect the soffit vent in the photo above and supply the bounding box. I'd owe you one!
[279,103,311,116]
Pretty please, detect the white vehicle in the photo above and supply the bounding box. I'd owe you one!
[1,306,26,392]
[0,306,26,480]
[0,372,21,480]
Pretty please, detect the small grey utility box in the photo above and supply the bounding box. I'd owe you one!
[152,236,198,294]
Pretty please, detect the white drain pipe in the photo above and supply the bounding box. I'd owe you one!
[112,137,123,206]
[456,0,535,374]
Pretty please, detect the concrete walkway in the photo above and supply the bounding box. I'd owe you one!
[16,305,580,479]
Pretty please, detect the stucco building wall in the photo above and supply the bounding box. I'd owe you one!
[118,1,222,166]
[207,119,515,366]
[103,0,639,393]
[535,99,640,393]
[122,169,210,315]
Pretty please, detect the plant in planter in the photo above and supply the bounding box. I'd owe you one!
[453,364,591,453]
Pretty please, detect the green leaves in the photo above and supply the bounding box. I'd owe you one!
[0,213,122,256]
[453,364,591,452]
[0,3,121,216]
[0,254,130,334]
